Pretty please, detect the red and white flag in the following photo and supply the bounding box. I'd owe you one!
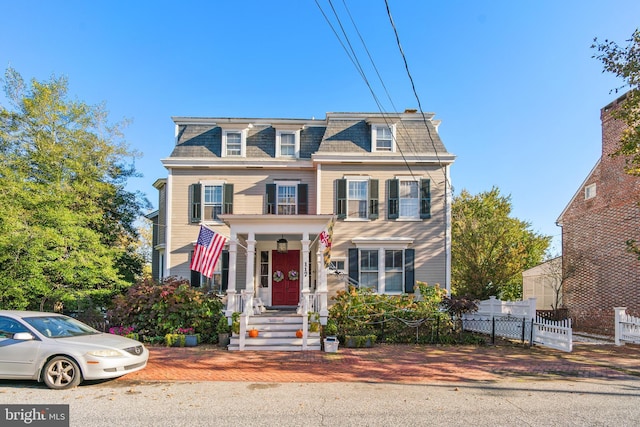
[319,216,336,269]
[190,226,227,278]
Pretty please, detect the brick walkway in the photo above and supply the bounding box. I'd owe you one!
[118,342,640,384]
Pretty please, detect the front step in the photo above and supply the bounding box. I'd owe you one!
[227,314,322,351]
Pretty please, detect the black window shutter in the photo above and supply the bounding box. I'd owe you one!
[420,179,431,219]
[221,250,229,292]
[369,179,379,220]
[190,184,202,223]
[223,184,234,214]
[387,179,399,219]
[266,183,276,214]
[190,251,201,287]
[298,183,308,214]
[336,179,347,219]
[404,248,415,293]
[348,248,359,288]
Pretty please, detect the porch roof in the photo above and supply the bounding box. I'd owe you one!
[218,214,334,236]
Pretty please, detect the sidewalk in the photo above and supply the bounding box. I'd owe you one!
[118,341,640,384]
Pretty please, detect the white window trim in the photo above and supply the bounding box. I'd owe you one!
[200,180,226,224]
[276,129,300,158]
[274,180,299,215]
[344,176,370,221]
[371,124,396,153]
[222,129,247,157]
[585,183,596,200]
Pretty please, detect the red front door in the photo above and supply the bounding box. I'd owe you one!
[272,250,300,306]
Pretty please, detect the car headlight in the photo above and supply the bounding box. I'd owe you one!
[87,349,124,357]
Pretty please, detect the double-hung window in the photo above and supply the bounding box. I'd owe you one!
[277,130,300,158]
[204,185,223,221]
[359,250,379,292]
[190,182,234,223]
[336,178,379,220]
[384,250,404,293]
[399,180,419,219]
[372,124,394,152]
[266,181,308,215]
[223,130,245,157]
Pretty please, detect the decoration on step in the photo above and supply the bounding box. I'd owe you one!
[273,270,284,282]
[288,269,299,281]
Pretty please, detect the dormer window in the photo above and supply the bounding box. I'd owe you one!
[276,129,300,158]
[222,129,246,157]
[372,124,395,152]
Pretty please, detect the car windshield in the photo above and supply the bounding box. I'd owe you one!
[23,316,99,338]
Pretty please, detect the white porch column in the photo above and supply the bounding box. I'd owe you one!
[225,233,238,317]
[316,247,328,321]
[378,247,385,294]
[245,233,256,294]
[301,232,310,293]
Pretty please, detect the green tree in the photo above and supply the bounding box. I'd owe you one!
[0,68,149,310]
[592,29,640,259]
[451,188,550,301]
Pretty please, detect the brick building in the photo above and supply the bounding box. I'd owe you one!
[556,94,640,334]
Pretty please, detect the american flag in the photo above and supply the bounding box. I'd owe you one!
[189,226,227,278]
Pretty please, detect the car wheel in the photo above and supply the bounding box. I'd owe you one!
[42,356,82,390]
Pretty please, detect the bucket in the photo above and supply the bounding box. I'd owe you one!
[323,337,339,353]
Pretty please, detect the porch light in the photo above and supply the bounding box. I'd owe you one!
[277,236,288,254]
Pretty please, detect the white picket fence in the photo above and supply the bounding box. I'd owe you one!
[615,307,640,346]
[462,297,573,352]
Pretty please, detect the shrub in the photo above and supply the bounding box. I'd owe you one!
[107,277,224,343]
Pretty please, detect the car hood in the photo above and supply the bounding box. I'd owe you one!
[52,333,142,350]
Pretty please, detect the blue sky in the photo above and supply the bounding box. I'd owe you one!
[1,1,639,253]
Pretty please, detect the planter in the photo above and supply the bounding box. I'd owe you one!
[344,335,376,348]
[324,336,339,353]
[248,329,259,338]
[218,332,230,348]
[184,334,198,347]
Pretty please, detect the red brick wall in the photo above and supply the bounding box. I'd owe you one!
[560,95,640,335]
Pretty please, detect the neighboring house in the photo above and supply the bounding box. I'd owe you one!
[556,94,640,334]
[522,257,562,311]
[150,110,455,326]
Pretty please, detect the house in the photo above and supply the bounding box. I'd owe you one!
[522,256,562,311]
[150,110,455,349]
[556,94,640,334]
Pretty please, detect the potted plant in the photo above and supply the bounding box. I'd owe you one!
[176,327,199,347]
[231,312,240,335]
[308,312,320,333]
[323,318,338,338]
[216,316,230,347]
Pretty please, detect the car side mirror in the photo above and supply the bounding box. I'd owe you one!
[13,332,35,341]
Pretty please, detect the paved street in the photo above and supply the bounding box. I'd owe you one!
[1,342,639,426]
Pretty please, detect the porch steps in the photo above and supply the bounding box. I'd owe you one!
[228,314,321,351]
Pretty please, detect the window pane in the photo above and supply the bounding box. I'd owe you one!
[399,181,419,218]
[385,272,403,292]
[360,272,378,292]
[376,126,392,151]
[204,185,223,220]
[385,250,403,269]
[277,185,296,215]
[226,132,241,156]
[281,133,295,156]
[348,181,368,219]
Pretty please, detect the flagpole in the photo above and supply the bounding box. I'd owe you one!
[199,224,248,250]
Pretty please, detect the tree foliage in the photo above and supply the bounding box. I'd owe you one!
[592,28,640,176]
[592,29,640,259]
[451,188,551,301]
[0,68,149,310]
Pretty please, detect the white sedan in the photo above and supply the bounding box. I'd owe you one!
[0,310,148,389]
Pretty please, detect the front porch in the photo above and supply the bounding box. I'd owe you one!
[219,214,333,351]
